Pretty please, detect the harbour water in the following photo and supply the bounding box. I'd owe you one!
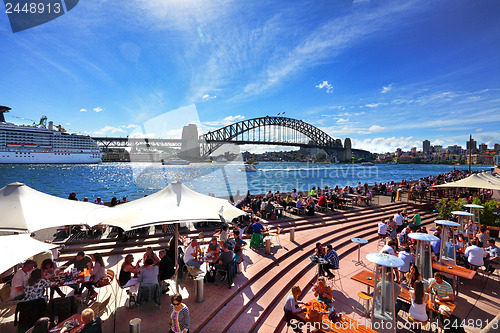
[0,162,491,202]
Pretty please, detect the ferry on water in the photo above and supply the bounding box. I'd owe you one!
[0,106,101,164]
[162,158,190,165]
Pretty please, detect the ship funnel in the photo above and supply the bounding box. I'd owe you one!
[0,106,11,123]
[48,121,53,131]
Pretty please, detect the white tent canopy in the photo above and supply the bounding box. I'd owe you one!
[0,182,108,233]
[476,172,500,186]
[98,181,246,231]
[0,234,57,275]
[435,174,500,191]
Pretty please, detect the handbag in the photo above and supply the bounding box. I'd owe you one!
[309,255,320,263]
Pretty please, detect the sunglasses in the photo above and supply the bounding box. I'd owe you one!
[172,302,181,306]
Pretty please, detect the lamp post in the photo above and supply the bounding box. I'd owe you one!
[464,204,484,230]
[409,233,439,286]
[451,211,474,237]
[367,253,404,333]
[436,220,460,265]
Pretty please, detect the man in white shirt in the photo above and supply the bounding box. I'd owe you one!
[378,219,388,239]
[380,239,397,256]
[183,239,202,268]
[380,240,400,282]
[394,211,404,233]
[10,260,36,300]
[464,239,485,268]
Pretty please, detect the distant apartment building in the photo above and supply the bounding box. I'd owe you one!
[467,154,494,165]
[479,143,488,152]
[466,138,477,153]
[423,140,431,154]
[495,155,500,166]
[495,143,500,152]
[434,145,444,154]
[410,147,417,156]
[447,145,462,155]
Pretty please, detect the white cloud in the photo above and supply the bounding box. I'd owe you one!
[352,136,421,153]
[475,128,483,132]
[337,118,349,123]
[80,108,87,112]
[65,123,71,126]
[365,103,387,108]
[203,115,245,127]
[381,84,393,94]
[315,81,334,94]
[368,125,385,133]
[93,107,104,112]
[123,124,138,129]
[202,94,217,100]
[93,125,126,135]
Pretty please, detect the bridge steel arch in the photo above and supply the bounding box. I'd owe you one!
[200,116,344,159]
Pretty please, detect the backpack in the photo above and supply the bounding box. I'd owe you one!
[205,269,216,283]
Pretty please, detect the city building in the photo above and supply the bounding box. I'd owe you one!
[479,143,488,152]
[423,140,430,154]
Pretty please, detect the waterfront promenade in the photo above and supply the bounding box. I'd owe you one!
[1,191,498,332]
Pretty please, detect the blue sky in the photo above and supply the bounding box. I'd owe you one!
[1,0,499,153]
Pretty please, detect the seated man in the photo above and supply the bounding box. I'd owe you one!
[464,239,485,269]
[377,219,388,239]
[427,272,454,302]
[398,246,415,281]
[183,239,202,268]
[10,260,36,300]
[321,245,339,279]
[158,250,175,282]
[215,242,234,280]
[60,251,92,295]
[399,225,411,248]
[484,239,500,273]
[317,195,326,209]
[207,237,221,256]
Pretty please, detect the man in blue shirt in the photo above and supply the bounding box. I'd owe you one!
[484,239,500,273]
[253,219,265,234]
[322,244,340,279]
[398,246,415,277]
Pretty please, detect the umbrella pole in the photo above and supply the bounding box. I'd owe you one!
[174,223,179,293]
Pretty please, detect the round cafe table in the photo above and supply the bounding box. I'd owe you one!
[351,238,368,266]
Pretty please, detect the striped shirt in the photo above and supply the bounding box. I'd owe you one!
[324,249,340,269]
[428,278,453,298]
[170,304,190,333]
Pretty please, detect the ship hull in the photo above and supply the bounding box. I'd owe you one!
[0,150,101,164]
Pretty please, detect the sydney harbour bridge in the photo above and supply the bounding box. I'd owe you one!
[92,116,371,162]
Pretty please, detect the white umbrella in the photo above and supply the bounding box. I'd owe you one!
[97,181,247,292]
[0,182,108,233]
[99,181,245,231]
[0,234,57,274]
[434,174,500,191]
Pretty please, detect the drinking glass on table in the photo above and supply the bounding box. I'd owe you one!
[54,315,59,325]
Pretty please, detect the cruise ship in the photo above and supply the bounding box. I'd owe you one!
[0,106,101,164]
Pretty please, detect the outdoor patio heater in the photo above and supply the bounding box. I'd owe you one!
[436,220,460,265]
[409,232,439,286]
[367,252,404,333]
[464,204,484,230]
[451,211,474,236]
